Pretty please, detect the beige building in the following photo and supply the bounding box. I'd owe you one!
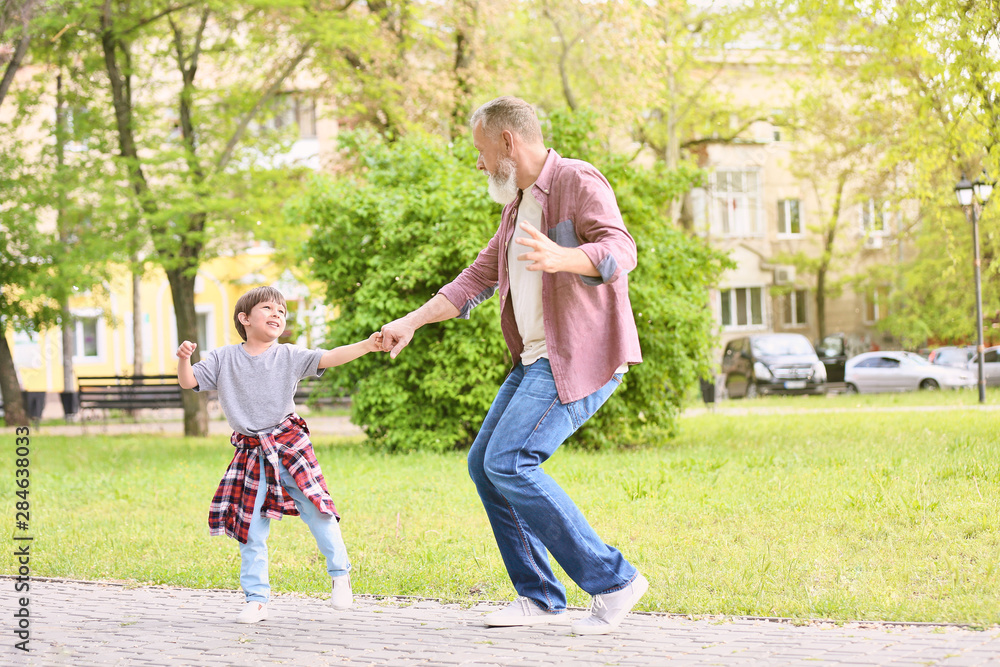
[685,55,907,367]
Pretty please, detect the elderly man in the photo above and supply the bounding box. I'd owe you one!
[379,96,647,635]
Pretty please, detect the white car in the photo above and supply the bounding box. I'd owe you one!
[844,351,976,393]
[968,346,1000,387]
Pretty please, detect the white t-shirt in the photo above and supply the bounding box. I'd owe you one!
[507,186,548,365]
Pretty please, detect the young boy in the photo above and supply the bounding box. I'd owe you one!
[176,285,382,624]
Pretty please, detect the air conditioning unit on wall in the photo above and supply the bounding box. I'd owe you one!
[774,266,796,285]
[864,235,884,249]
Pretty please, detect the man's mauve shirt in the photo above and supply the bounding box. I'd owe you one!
[439,148,642,404]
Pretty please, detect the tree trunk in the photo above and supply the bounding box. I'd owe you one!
[61,301,75,385]
[0,322,27,427]
[450,27,473,137]
[132,264,143,376]
[816,269,827,339]
[166,267,207,436]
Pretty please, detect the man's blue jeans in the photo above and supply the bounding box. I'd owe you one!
[240,451,350,603]
[468,358,637,613]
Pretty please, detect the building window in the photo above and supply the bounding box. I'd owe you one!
[782,289,808,326]
[197,312,210,353]
[64,105,92,151]
[861,199,886,236]
[268,93,317,139]
[778,199,802,236]
[711,170,763,237]
[720,286,765,329]
[73,315,101,361]
[864,286,890,323]
[196,305,216,353]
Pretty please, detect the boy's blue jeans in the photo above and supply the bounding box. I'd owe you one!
[467,358,637,613]
[240,450,350,603]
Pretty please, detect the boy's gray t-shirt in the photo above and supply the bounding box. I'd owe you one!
[191,343,325,436]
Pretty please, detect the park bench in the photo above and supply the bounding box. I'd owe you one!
[294,377,346,410]
[77,375,183,418]
[74,374,342,421]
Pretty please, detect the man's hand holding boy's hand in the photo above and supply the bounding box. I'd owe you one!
[176,341,197,360]
[367,331,384,352]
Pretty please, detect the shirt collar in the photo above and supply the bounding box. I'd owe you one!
[529,148,560,199]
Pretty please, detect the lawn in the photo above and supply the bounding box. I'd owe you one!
[2,397,999,625]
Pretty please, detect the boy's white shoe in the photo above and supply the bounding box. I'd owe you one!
[331,574,353,610]
[483,597,569,627]
[236,601,268,624]
[571,573,649,635]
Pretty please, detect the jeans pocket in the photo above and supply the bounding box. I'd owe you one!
[566,376,620,430]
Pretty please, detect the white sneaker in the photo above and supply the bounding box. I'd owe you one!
[483,597,569,627]
[236,601,268,624]
[331,574,353,610]
[571,573,649,635]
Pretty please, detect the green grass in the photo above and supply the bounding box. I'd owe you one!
[3,401,999,625]
[703,385,1000,410]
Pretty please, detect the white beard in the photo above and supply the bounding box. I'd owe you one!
[487,157,519,205]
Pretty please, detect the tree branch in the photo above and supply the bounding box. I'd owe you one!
[124,0,202,35]
[215,40,315,171]
[679,114,771,150]
[0,27,29,111]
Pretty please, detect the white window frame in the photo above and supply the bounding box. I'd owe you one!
[72,309,106,364]
[711,169,764,238]
[719,286,768,331]
[782,289,808,327]
[267,92,318,139]
[863,286,890,324]
[777,198,803,237]
[860,198,887,237]
[196,304,216,353]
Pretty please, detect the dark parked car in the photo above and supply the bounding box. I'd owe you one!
[721,333,827,399]
[815,333,848,385]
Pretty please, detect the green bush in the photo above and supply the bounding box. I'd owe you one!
[293,113,730,451]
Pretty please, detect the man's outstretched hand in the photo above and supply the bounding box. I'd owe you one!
[380,318,416,359]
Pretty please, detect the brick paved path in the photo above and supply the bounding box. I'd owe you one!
[2,579,998,666]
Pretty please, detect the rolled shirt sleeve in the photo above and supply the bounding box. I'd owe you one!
[568,166,637,286]
[438,230,502,319]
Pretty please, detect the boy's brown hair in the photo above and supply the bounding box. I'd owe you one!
[233,286,287,342]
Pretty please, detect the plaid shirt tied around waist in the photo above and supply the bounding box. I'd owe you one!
[208,414,339,544]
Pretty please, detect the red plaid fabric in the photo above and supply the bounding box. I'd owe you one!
[208,414,339,544]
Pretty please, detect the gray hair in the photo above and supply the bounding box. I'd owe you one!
[470,96,543,144]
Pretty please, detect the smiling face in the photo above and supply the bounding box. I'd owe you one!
[239,300,286,343]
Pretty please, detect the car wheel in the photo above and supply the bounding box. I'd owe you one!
[920,379,939,390]
[745,382,758,399]
[844,383,858,394]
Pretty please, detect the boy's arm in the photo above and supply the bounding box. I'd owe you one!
[176,341,199,389]
[317,332,384,370]
[380,293,461,359]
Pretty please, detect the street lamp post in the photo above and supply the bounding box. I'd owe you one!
[955,173,994,404]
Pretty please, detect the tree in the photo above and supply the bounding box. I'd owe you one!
[0,1,126,426]
[768,0,1000,346]
[297,111,730,451]
[53,0,379,435]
